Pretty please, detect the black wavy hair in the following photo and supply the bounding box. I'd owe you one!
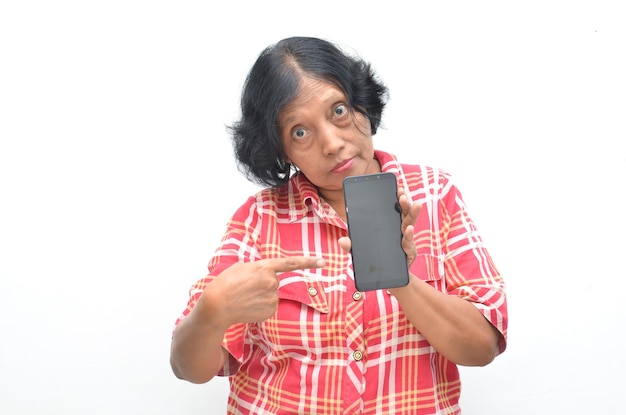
[229,36,389,188]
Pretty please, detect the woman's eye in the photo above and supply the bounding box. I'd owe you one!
[334,104,347,117]
[293,128,306,139]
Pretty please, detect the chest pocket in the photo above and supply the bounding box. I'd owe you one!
[410,253,444,286]
[277,271,330,314]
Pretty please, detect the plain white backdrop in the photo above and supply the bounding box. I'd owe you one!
[1,1,624,414]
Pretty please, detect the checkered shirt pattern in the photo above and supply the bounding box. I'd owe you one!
[175,150,508,414]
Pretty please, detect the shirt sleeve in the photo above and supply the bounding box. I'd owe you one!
[441,174,508,354]
[409,167,508,355]
[173,195,262,375]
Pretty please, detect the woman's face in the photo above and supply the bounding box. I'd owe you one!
[278,77,380,202]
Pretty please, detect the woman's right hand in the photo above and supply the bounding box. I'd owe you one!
[199,256,325,327]
[170,256,325,383]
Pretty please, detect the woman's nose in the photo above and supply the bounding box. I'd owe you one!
[318,124,344,155]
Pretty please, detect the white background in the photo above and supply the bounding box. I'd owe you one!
[1,1,624,414]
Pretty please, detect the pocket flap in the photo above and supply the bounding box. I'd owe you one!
[277,271,330,314]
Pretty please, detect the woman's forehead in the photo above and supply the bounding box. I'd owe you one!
[279,78,345,122]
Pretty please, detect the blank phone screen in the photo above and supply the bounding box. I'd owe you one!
[343,172,409,291]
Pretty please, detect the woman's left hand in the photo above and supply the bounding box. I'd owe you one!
[338,187,421,268]
[397,187,421,266]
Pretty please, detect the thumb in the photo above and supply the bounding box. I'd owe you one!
[338,236,351,253]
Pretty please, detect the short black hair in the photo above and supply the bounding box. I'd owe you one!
[229,36,389,187]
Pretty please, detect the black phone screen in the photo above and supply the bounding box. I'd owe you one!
[343,172,409,291]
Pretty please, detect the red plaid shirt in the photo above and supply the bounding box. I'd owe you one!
[175,150,508,414]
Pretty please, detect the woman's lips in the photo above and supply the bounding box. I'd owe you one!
[331,157,354,173]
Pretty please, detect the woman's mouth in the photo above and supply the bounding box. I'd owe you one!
[331,157,354,173]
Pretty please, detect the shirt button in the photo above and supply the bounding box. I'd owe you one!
[353,351,363,361]
[307,286,318,297]
[352,291,363,301]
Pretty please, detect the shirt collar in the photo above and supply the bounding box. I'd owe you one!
[282,173,323,223]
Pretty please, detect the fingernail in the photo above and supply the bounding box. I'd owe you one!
[316,258,325,268]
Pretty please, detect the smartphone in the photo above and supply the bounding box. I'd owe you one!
[343,172,409,291]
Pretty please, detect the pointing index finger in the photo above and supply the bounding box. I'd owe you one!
[264,256,325,273]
